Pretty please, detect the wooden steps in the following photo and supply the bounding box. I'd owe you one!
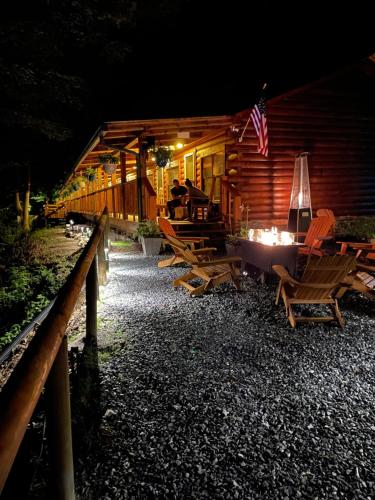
[170,220,226,250]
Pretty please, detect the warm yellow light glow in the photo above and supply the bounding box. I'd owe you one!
[298,192,303,208]
[176,142,184,149]
[248,227,294,246]
[152,156,156,161]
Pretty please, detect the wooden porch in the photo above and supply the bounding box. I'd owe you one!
[46,115,243,233]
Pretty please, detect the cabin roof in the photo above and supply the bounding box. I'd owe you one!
[73,115,234,175]
[72,55,375,177]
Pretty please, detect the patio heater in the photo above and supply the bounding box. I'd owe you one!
[287,152,312,233]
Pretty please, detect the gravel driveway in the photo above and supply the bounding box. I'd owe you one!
[76,252,375,499]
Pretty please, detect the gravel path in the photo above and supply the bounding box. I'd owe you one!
[77,252,375,499]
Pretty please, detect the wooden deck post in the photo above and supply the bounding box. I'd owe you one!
[97,234,107,286]
[86,255,98,345]
[137,137,146,221]
[46,336,75,500]
[120,152,127,219]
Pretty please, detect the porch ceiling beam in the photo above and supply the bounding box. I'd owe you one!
[100,138,139,157]
[103,122,231,135]
[104,115,232,130]
[104,126,228,140]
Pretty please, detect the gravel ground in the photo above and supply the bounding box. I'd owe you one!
[76,251,375,499]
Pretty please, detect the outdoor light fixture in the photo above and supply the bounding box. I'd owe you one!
[176,142,184,149]
[287,153,312,233]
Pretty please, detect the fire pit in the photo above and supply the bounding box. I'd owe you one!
[231,227,301,282]
[248,227,295,246]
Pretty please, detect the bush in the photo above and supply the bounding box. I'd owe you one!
[136,220,160,238]
[335,217,375,241]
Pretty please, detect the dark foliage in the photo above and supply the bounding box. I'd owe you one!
[0,0,373,203]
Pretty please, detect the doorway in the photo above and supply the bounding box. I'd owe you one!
[202,152,225,202]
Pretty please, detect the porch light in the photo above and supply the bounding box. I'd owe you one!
[176,142,184,149]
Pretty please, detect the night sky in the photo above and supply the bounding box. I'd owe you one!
[0,0,374,194]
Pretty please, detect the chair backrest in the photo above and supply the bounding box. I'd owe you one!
[165,234,199,264]
[158,217,177,238]
[304,216,334,249]
[316,208,335,224]
[295,255,357,300]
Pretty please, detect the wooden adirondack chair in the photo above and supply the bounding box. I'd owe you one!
[316,208,335,236]
[334,241,375,299]
[273,255,357,329]
[158,217,215,268]
[297,216,335,256]
[165,234,242,297]
[316,208,335,225]
[350,261,375,299]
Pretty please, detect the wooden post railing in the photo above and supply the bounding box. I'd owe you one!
[0,208,109,499]
[56,175,157,222]
[221,177,242,233]
[142,177,157,221]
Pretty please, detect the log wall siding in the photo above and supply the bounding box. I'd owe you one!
[232,65,375,221]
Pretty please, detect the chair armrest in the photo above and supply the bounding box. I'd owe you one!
[272,265,300,286]
[179,236,210,241]
[316,235,333,241]
[195,256,242,267]
[356,262,375,273]
[192,247,217,254]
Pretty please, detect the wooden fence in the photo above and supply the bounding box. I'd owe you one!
[0,208,109,499]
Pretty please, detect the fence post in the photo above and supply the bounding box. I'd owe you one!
[86,255,98,345]
[97,234,107,286]
[45,336,75,500]
[104,214,110,272]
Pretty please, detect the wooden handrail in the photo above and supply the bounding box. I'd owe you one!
[143,176,156,197]
[221,177,241,232]
[0,208,109,497]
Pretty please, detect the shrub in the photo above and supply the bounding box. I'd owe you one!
[335,217,375,241]
[135,220,160,238]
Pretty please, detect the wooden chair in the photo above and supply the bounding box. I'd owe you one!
[296,216,335,256]
[273,255,357,329]
[190,198,211,221]
[165,234,242,297]
[190,177,216,221]
[158,218,215,268]
[334,241,375,299]
[158,240,216,268]
[316,208,335,225]
[316,208,335,236]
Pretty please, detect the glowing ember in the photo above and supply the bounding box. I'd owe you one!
[248,227,295,246]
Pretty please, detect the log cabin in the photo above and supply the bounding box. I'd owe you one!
[48,56,375,234]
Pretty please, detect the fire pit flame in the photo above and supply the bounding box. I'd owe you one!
[248,227,294,246]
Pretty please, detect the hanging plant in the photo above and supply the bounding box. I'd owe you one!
[98,153,119,174]
[153,147,173,168]
[69,180,80,192]
[83,167,97,182]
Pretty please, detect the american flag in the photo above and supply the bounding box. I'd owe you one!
[250,96,268,157]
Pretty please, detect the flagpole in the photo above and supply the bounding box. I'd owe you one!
[238,83,267,143]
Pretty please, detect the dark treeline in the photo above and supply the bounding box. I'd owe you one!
[0,0,374,201]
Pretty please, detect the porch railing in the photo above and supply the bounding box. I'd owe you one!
[46,178,157,222]
[221,176,242,232]
[0,208,109,499]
